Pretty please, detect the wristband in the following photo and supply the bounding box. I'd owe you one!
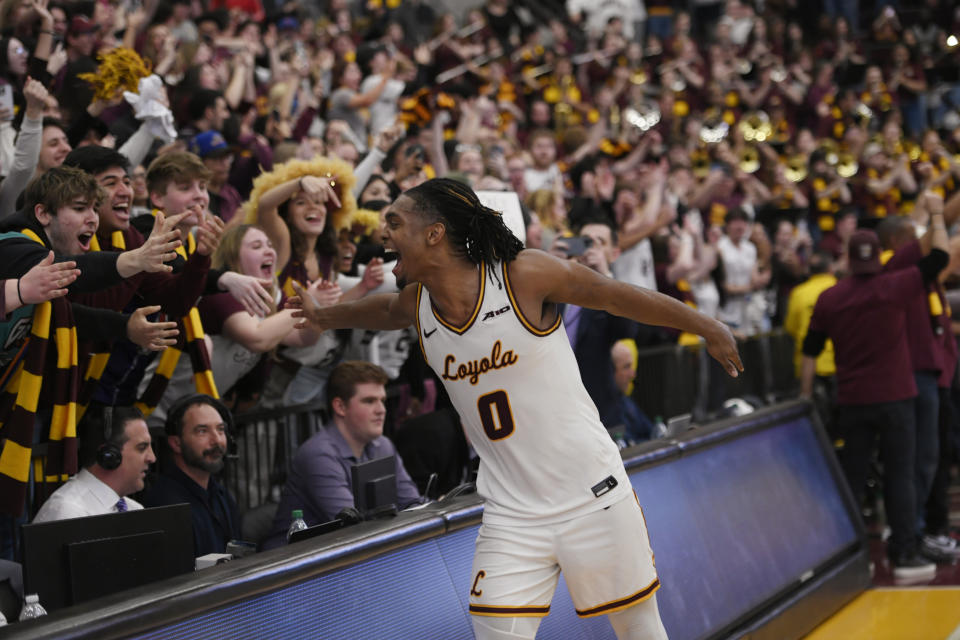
[16,279,24,305]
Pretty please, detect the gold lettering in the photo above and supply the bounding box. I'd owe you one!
[441,341,519,385]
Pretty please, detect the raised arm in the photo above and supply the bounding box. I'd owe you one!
[509,250,743,377]
[255,175,340,272]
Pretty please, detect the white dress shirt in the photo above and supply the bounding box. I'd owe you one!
[32,468,143,523]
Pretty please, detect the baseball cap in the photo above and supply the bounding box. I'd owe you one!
[188,131,233,158]
[276,16,300,31]
[848,229,882,276]
[69,16,98,36]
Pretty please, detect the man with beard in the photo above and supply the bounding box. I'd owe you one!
[142,394,240,556]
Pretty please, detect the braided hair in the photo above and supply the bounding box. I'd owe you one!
[403,178,524,266]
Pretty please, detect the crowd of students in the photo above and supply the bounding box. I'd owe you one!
[0,0,958,575]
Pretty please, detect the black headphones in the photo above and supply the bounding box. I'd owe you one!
[96,406,123,471]
[164,393,235,442]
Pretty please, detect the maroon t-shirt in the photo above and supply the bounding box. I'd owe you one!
[809,268,924,405]
[883,239,945,375]
[198,292,245,335]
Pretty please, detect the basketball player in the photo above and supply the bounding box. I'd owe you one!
[290,178,742,639]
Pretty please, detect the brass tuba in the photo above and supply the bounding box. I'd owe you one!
[738,146,761,173]
[699,109,730,144]
[784,154,808,182]
[738,111,774,143]
[623,102,662,132]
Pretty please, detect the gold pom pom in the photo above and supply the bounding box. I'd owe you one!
[77,47,152,102]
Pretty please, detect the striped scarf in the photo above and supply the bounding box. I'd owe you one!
[135,213,218,415]
[75,230,128,419]
[0,230,80,516]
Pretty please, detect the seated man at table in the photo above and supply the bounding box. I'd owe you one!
[263,361,421,549]
[33,407,154,522]
[142,394,241,557]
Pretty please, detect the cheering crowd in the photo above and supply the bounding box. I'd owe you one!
[0,0,958,572]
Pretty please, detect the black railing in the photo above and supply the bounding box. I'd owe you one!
[220,330,799,512]
[29,330,800,515]
[633,329,798,423]
[225,401,327,511]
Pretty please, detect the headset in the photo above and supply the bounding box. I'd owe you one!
[95,406,123,471]
[163,394,235,456]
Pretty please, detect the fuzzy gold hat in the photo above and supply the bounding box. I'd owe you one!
[345,208,383,237]
[242,156,358,232]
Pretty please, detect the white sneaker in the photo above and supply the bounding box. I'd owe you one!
[920,534,960,563]
[892,554,937,581]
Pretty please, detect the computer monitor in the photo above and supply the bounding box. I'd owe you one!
[20,504,194,612]
[351,456,397,518]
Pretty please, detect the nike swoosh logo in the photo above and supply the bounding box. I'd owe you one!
[423,328,437,338]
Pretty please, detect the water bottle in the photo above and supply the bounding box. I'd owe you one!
[653,416,668,439]
[609,427,629,450]
[287,509,308,542]
[18,594,46,621]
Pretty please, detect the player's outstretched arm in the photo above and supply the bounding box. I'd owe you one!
[288,281,418,332]
[511,250,744,377]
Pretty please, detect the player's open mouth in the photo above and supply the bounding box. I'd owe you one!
[77,233,93,251]
[386,251,401,276]
[260,259,274,278]
[113,203,129,221]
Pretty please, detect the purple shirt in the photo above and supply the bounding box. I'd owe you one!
[265,423,421,547]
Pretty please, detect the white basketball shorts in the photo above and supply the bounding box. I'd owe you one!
[468,491,660,619]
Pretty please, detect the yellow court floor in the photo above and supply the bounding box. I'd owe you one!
[805,587,960,640]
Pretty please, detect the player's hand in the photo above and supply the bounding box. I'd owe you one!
[218,271,273,317]
[126,306,179,351]
[703,320,743,378]
[17,251,79,304]
[287,280,331,330]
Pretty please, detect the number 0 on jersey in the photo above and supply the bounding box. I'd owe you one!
[477,390,516,441]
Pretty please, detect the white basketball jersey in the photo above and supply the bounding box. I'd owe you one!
[416,261,629,525]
